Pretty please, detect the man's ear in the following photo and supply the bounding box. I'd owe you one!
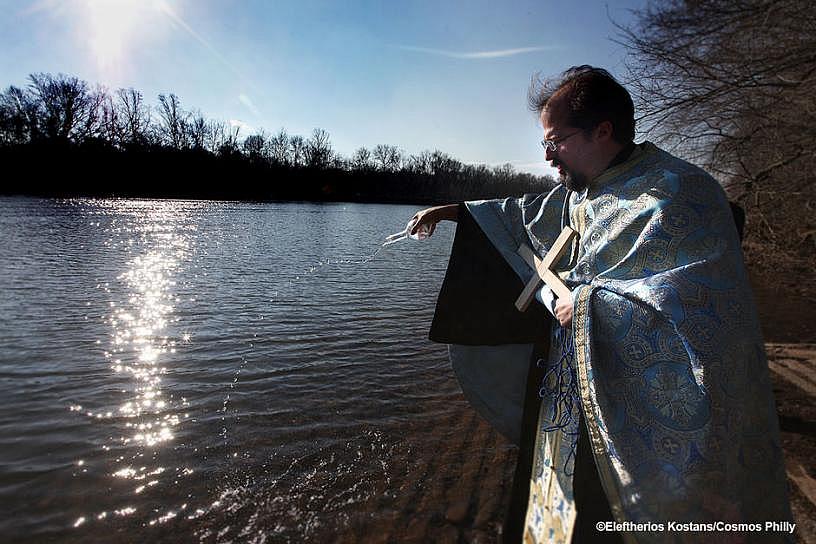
[595,120,613,142]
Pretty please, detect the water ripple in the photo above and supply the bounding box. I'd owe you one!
[0,197,477,542]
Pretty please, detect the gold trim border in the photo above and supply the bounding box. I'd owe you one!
[573,285,639,544]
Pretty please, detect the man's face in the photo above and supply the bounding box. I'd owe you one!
[540,102,593,191]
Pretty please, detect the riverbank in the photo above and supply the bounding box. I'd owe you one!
[755,267,816,544]
[369,269,816,543]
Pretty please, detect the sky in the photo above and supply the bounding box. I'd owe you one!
[0,0,647,178]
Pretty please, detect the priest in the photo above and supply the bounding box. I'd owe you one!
[411,66,792,543]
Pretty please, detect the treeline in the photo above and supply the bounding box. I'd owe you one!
[0,73,553,204]
[620,0,815,269]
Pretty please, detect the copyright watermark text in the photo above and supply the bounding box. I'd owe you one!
[596,521,796,535]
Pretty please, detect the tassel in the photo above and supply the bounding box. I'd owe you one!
[538,322,580,475]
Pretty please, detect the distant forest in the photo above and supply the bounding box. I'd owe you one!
[0,73,553,204]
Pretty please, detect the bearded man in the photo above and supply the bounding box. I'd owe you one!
[412,66,792,543]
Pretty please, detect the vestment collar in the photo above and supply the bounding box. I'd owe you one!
[586,141,657,194]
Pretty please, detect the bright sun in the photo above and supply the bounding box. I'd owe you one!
[81,0,168,76]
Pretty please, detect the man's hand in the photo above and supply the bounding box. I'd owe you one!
[554,292,574,328]
[410,204,459,237]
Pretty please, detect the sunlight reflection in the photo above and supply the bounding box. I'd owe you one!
[108,244,184,451]
[65,200,214,532]
[91,201,196,496]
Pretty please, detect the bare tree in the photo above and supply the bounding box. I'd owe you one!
[407,150,434,175]
[218,123,241,157]
[116,88,151,148]
[430,150,462,178]
[618,0,816,262]
[351,147,373,171]
[82,85,106,141]
[305,128,332,168]
[268,129,290,166]
[27,73,102,143]
[243,131,268,162]
[387,146,404,172]
[156,93,188,149]
[99,90,121,147]
[331,155,350,170]
[289,134,306,167]
[186,110,208,151]
[0,85,40,144]
[492,162,516,183]
[372,144,402,172]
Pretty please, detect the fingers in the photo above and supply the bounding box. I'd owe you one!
[556,315,571,328]
[409,214,421,234]
[554,305,572,328]
[558,317,572,329]
[410,208,437,235]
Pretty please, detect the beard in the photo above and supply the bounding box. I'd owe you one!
[554,160,588,192]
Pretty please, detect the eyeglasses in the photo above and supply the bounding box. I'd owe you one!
[540,129,583,152]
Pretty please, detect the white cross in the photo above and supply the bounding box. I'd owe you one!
[514,226,577,312]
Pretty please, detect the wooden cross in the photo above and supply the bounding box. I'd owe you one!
[514,226,577,312]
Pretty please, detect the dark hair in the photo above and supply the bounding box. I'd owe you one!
[528,65,635,144]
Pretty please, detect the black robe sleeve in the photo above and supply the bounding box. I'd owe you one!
[426,204,553,539]
[429,204,552,345]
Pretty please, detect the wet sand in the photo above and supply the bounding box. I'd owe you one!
[331,397,517,543]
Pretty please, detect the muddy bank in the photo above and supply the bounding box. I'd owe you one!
[356,269,816,543]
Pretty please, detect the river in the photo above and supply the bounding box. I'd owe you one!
[0,197,515,543]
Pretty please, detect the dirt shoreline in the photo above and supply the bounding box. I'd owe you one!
[751,270,816,345]
[367,269,816,543]
[751,268,816,543]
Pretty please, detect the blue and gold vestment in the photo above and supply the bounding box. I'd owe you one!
[461,143,793,543]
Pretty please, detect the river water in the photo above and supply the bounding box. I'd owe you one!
[0,197,515,543]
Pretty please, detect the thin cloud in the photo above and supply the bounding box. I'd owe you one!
[238,94,260,116]
[397,45,559,59]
